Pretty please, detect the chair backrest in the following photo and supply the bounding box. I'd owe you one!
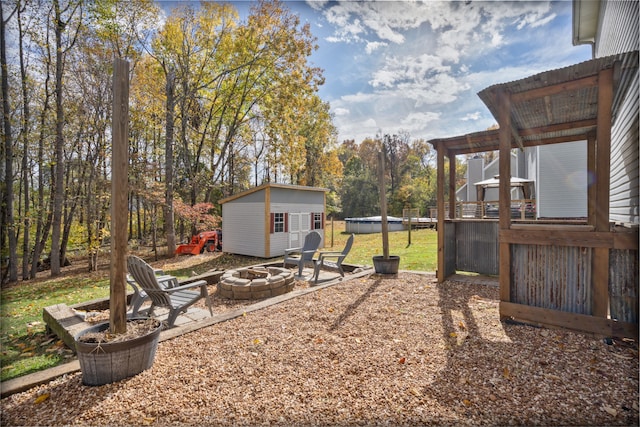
[127,256,172,308]
[341,234,355,257]
[301,231,322,261]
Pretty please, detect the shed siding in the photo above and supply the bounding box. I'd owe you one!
[221,202,265,257]
[594,1,639,57]
[269,199,325,257]
[536,141,587,218]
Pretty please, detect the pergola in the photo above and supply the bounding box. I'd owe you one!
[428,51,638,339]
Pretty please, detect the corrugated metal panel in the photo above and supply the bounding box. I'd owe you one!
[595,1,639,57]
[455,221,499,275]
[511,244,593,315]
[609,249,639,323]
[444,222,456,277]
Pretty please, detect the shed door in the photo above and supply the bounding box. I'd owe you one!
[289,213,311,248]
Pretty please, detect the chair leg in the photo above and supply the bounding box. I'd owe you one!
[131,296,143,317]
[313,260,322,283]
[298,262,304,277]
[166,309,179,328]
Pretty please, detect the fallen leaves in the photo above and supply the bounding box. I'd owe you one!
[1,273,637,427]
[33,394,50,404]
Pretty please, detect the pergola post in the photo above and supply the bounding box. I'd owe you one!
[497,88,512,306]
[436,143,445,283]
[592,67,614,318]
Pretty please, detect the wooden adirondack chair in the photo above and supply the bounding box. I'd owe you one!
[283,231,322,277]
[126,255,213,327]
[312,234,355,283]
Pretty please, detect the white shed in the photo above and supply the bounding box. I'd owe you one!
[219,183,327,258]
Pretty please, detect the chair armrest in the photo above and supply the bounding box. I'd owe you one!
[163,280,208,293]
[156,275,179,288]
[284,247,302,255]
[318,251,344,261]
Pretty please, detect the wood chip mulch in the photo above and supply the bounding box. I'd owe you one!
[1,272,637,426]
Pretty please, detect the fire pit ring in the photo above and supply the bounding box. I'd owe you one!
[218,266,295,300]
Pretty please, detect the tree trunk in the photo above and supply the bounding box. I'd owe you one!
[1,3,18,283]
[50,0,65,276]
[164,69,176,255]
[17,4,31,280]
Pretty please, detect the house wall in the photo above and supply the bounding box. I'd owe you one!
[595,0,639,225]
[221,189,266,257]
[594,0,638,57]
[536,140,588,218]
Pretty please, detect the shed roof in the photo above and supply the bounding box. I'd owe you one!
[219,182,328,204]
[428,50,638,155]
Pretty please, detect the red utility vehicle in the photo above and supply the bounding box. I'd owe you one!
[175,230,222,255]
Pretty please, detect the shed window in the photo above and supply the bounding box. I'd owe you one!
[270,212,288,233]
[274,213,284,233]
[312,212,323,230]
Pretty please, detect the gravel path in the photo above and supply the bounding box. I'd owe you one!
[1,272,637,426]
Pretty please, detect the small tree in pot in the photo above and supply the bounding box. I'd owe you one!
[373,150,400,274]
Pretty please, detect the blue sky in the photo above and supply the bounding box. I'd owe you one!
[164,1,593,144]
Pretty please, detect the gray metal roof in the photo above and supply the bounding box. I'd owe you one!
[429,50,638,155]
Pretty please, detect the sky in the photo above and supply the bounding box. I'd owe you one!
[165,1,594,144]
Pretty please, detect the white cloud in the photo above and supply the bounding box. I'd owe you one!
[365,41,388,54]
[333,107,350,116]
[461,112,482,121]
[304,0,583,143]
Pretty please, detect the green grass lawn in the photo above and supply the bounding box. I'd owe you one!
[0,223,437,382]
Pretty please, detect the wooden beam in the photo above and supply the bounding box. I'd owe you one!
[587,132,597,227]
[264,186,271,257]
[500,229,638,249]
[593,247,610,318]
[595,68,613,232]
[436,144,446,283]
[497,89,512,304]
[510,74,599,103]
[592,67,614,319]
[518,119,598,137]
[501,301,638,340]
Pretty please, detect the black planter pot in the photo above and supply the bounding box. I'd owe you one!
[372,255,400,274]
[75,318,162,386]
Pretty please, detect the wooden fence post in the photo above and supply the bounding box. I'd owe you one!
[109,58,130,334]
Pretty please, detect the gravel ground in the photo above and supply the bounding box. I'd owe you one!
[1,272,638,426]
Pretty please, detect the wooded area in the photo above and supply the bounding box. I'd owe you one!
[0,0,453,284]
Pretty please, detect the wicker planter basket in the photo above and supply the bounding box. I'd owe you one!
[75,319,162,386]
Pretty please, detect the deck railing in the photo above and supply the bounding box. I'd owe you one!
[429,200,536,220]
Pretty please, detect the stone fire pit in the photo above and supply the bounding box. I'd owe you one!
[218,266,295,300]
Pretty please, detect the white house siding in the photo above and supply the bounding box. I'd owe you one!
[594,0,639,225]
[609,71,639,224]
[536,141,588,218]
[594,1,638,58]
[221,200,266,257]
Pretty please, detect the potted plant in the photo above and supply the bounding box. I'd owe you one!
[75,58,161,386]
[373,150,400,274]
